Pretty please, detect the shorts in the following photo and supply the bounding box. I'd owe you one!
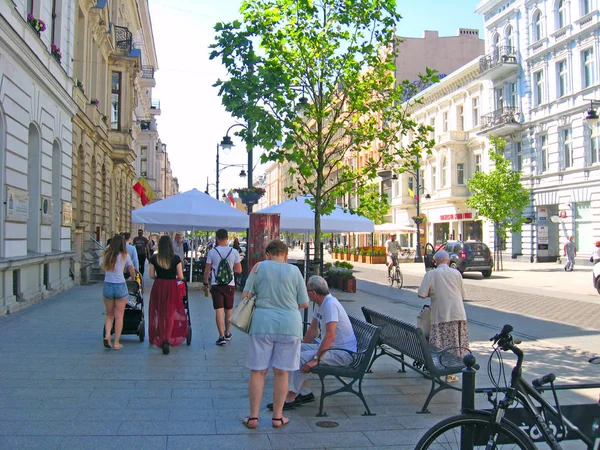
[246,333,301,371]
[210,285,235,310]
[387,254,398,265]
[103,282,129,300]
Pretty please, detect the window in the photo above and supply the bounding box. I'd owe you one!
[457,163,465,185]
[429,117,436,138]
[582,48,594,89]
[408,176,414,193]
[27,0,33,14]
[457,105,464,130]
[575,202,592,252]
[442,111,448,132]
[506,25,514,50]
[561,128,572,169]
[508,82,517,107]
[475,154,482,173]
[533,10,543,41]
[495,87,504,110]
[441,156,448,186]
[472,97,479,127]
[534,70,544,106]
[589,122,600,164]
[557,0,567,29]
[538,135,548,173]
[51,0,58,46]
[515,142,522,172]
[111,72,122,130]
[557,60,567,98]
[432,166,437,191]
[582,0,591,16]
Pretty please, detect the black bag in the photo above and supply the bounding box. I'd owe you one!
[591,256,594,263]
[214,248,234,285]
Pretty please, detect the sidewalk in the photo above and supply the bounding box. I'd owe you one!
[0,271,598,449]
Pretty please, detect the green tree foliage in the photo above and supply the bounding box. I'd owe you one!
[354,183,390,225]
[466,136,530,270]
[210,0,435,267]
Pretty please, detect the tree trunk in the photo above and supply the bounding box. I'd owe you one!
[314,201,322,276]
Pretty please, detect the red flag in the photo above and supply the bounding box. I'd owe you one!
[227,189,235,207]
[132,177,155,206]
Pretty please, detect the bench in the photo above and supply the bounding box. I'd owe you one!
[362,307,467,413]
[309,315,381,417]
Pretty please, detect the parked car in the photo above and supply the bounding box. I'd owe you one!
[593,262,600,294]
[437,240,494,278]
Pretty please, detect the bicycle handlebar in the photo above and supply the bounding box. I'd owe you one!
[532,373,556,387]
[490,324,524,377]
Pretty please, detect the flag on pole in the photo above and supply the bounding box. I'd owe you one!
[408,188,418,201]
[132,177,156,206]
[227,189,235,207]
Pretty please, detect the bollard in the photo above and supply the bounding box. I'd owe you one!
[461,353,478,413]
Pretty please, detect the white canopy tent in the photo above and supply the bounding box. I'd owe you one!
[131,188,249,232]
[374,223,417,233]
[255,195,375,233]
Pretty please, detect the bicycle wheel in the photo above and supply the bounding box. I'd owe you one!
[396,268,403,289]
[415,413,536,450]
[389,269,395,287]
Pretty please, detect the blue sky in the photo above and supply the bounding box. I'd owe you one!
[148,0,483,194]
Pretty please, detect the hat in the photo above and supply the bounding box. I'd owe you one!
[596,241,600,247]
[390,233,397,236]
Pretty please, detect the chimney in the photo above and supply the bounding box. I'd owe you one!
[458,28,479,37]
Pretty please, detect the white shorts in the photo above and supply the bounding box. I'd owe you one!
[246,333,301,371]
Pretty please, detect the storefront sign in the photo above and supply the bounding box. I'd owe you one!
[6,187,29,222]
[62,201,73,226]
[439,212,473,221]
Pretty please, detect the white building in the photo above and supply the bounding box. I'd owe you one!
[476,0,600,262]
[0,0,77,313]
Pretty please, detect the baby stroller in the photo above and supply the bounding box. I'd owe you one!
[103,272,145,342]
[178,281,192,346]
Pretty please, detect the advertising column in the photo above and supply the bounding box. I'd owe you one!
[248,213,281,272]
[537,207,548,260]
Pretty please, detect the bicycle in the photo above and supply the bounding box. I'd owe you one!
[388,255,403,289]
[415,324,600,449]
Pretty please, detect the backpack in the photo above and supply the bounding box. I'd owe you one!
[214,248,234,285]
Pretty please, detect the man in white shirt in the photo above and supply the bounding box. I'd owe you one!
[385,233,401,277]
[268,275,357,410]
[121,232,139,274]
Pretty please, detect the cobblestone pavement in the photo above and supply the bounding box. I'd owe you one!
[352,264,600,332]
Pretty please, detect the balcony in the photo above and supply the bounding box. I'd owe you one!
[108,130,135,164]
[436,130,469,146]
[114,25,132,54]
[140,65,156,88]
[150,99,161,115]
[140,120,153,131]
[478,46,518,80]
[478,106,521,137]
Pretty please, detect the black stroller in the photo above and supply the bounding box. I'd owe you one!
[103,272,145,342]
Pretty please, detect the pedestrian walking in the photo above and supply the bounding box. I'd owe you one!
[121,232,139,276]
[241,239,309,429]
[132,229,150,276]
[417,250,469,383]
[564,236,577,271]
[148,235,187,355]
[203,228,242,345]
[102,234,136,351]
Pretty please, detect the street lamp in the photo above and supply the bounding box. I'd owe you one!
[215,141,248,200]
[584,99,600,126]
[220,123,255,211]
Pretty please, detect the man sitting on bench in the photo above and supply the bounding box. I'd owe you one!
[267,275,357,411]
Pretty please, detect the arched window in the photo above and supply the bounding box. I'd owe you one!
[557,0,567,29]
[505,26,514,51]
[532,10,543,41]
[51,141,62,251]
[27,124,41,253]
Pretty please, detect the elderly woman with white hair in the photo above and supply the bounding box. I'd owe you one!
[417,249,469,382]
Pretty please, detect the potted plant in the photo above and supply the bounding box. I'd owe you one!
[50,45,62,63]
[90,98,99,106]
[412,213,428,224]
[75,79,84,90]
[234,187,265,205]
[27,14,46,34]
[359,247,367,263]
[351,248,359,262]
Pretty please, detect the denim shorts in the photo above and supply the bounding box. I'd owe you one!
[103,282,129,300]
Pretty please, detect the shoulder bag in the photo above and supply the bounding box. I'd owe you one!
[417,304,431,339]
[229,263,260,333]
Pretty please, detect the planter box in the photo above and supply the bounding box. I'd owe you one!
[342,278,356,293]
[329,276,342,290]
[351,254,359,262]
[365,255,386,264]
[359,255,367,263]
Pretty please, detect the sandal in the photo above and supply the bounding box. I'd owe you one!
[103,338,111,349]
[272,417,289,428]
[242,417,259,429]
[113,343,123,351]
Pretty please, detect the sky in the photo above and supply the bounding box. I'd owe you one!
[147,0,484,196]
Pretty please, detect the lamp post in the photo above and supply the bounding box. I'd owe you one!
[215,142,247,200]
[584,99,600,125]
[414,168,424,263]
[220,123,254,210]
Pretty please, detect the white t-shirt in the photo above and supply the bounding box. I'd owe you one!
[206,245,241,286]
[313,294,357,352]
[385,239,401,255]
[104,253,133,284]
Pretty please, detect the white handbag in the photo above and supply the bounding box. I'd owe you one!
[417,304,431,339]
[229,263,259,333]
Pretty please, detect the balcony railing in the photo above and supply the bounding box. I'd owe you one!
[480,106,521,132]
[141,66,155,79]
[114,25,132,53]
[140,120,152,131]
[479,46,517,73]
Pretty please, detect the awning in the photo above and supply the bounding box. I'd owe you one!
[375,223,417,233]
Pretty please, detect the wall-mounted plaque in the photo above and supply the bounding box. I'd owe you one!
[41,196,53,225]
[6,187,29,222]
[62,201,73,226]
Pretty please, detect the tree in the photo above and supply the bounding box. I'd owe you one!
[210,0,435,270]
[354,183,390,225]
[466,136,530,271]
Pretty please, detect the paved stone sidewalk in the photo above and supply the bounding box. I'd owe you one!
[0,273,598,449]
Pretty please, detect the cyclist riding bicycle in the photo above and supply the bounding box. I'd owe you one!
[385,233,401,277]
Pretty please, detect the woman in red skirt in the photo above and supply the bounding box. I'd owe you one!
[148,235,188,354]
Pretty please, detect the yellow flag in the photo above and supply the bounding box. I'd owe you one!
[408,188,415,199]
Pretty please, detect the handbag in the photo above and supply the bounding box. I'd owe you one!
[590,256,594,263]
[417,304,431,339]
[229,263,260,333]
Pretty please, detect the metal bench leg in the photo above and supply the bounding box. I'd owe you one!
[357,378,375,416]
[418,379,438,414]
[366,348,383,373]
[316,375,328,417]
[397,352,406,373]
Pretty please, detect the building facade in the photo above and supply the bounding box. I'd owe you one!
[476,0,600,262]
[0,0,77,313]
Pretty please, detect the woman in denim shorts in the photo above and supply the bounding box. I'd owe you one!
[102,234,135,350]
